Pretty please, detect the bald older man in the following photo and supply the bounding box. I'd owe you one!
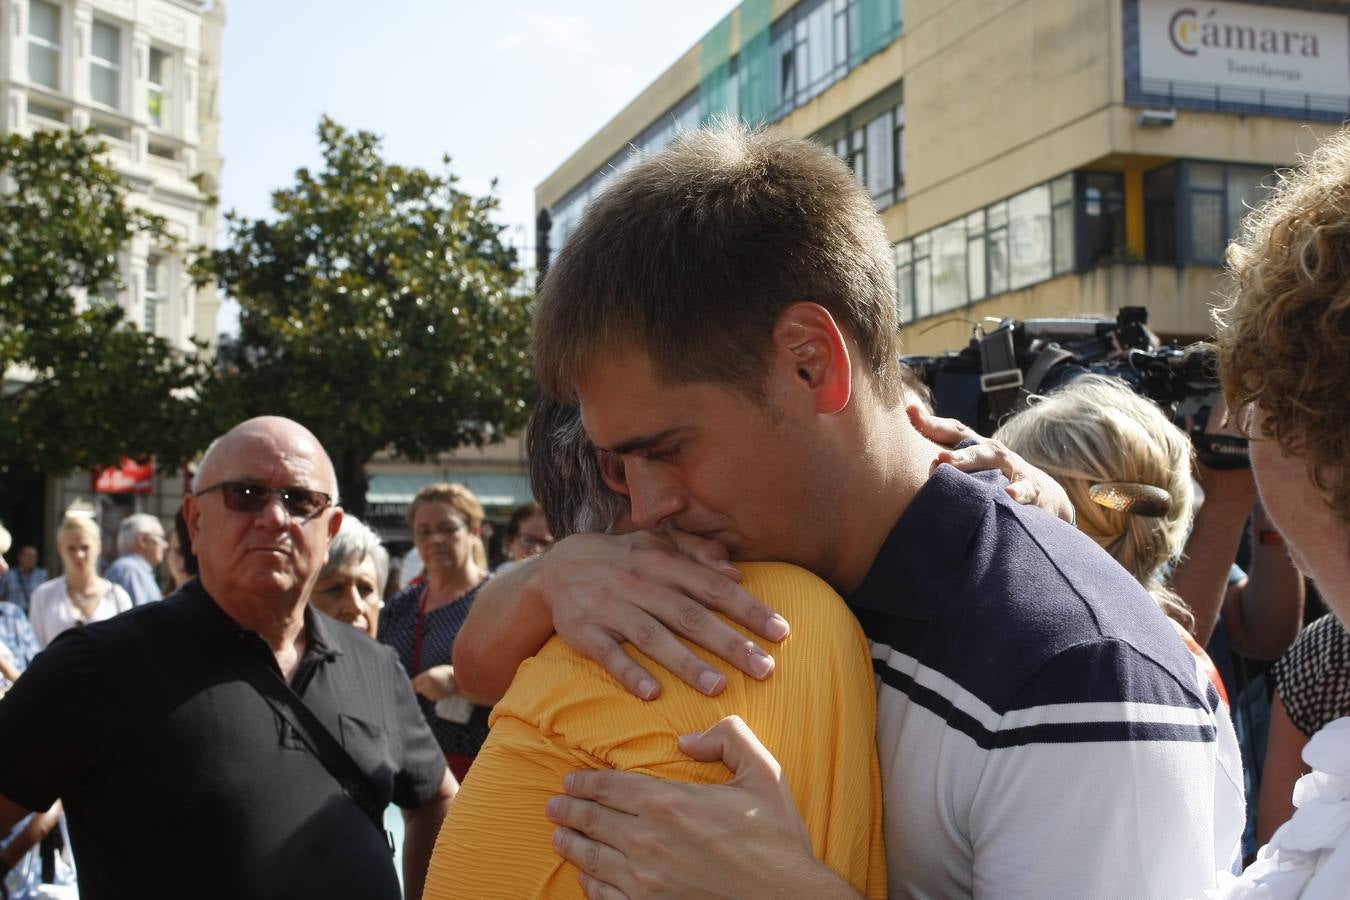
[0,417,455,900]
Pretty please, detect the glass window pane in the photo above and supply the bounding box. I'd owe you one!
[987,227,1009,295]
[913,256,931,320]
[28,45,59,89]
[1051,174,1074,205]
[988,201,1008,230]
[968,234,986,301]
[1225,166,1267,241]
[29,1,59,42]
[1053,202,1074,275]
[1189,162,1223,190]
[865,110,893,201]
[92,21,120,64]
[149,48,167,85]
[966,210,985,234]
[91,66,118,107]
[894,240,911,265]
[932,221,968,313]
[1190,192,1225,263]
[1008,185,1052,289]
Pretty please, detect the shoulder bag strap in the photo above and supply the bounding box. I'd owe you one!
[182,600,391,847]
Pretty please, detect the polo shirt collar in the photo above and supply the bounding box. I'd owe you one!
[180,576,343,662]
[847,465,1009,621]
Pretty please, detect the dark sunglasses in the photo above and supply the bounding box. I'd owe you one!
[194,481,333,520]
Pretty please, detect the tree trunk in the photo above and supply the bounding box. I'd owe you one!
[336,449,370,520]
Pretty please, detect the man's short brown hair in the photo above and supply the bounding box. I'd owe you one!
[1215,128,1350,529]
[533,121,902,406]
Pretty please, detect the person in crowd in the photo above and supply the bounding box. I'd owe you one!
[104,513,168,607]
[0,416,455,900]
[424,396,885,899]
[29,516,130,648]
[311,515,388,638]
[0,546,45,615]
[1258,613,1350,844]
[455,123,1241,898]
[1213,129,1350,897]
[495,501,555,574]
[378,483,491,784]
[0,523,40,690]
[0,522,72,899]
[989,374,1233,702]
[165,507,198,592]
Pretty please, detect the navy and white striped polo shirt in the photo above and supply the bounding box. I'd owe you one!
[848,465,1244,898]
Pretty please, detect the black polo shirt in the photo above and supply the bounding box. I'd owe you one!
[0,579,446,900]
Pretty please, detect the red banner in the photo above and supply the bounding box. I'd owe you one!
[92,458,155,494]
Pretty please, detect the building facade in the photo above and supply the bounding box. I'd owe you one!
[0,0,224,565]
[536,0,1349,354]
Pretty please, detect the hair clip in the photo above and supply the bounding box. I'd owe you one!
[1088,482,1172,517]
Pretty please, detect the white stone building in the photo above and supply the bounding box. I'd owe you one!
[0,0,225,564]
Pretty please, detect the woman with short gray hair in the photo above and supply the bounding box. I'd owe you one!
[311,516,389,638]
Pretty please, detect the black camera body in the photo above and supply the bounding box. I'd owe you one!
[902,307,1248,469]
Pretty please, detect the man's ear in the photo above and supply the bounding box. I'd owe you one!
[328,508,344,540]
[771,302,852,415]
[183,495,202,552]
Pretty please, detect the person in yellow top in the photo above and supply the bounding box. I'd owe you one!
[423,399,885,900]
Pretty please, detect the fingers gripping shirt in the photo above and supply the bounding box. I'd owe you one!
[424,562,886,900]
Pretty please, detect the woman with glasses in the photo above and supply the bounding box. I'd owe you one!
[311,516,388,639]
[29,516,130,648]
[496,502,554,574]
[378,483,491,783]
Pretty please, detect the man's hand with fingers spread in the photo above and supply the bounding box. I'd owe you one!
[542,531,789,699]
[546,716,861,900]
[908,404,1077,524]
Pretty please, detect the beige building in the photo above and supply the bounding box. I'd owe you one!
[536,0,1349,355]
[0,0,225,564]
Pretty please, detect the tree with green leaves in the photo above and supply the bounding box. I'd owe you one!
[0,129,211,475]
[196,118,535,517]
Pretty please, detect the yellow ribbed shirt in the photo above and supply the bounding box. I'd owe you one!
[424,562,886,899]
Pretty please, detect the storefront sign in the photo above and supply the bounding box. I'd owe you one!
[92,458,155,494]
[1137,0,1349,112]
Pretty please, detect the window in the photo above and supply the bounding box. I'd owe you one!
[987,201,1009,296]
[144,256,164,334]
[911,233,931,321]
[893,105,906,195]
[1144,164,1178,263]
[28,1,62,91]
[894,241,912,322]
[966,211,986,302]
[1008,185,1051,290]
[931,220,967,314]
[148,47,171,129]
[1187,163,1226,264]
[1051,175,1075,276]
[90,20,122,108]
[864,108,894,205]
[1079,172,1126,267]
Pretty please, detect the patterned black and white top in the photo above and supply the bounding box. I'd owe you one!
[377,580,491,756]
[1271,614,1350,738]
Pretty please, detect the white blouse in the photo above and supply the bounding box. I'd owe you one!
[1213,717,1350,899]
[29,577,132,648]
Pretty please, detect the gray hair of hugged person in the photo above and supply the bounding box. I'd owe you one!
[318,516,390,593]
[994,374,1196,630]
[526,394,624,539]
[531,119,903,407]
[117,513,163,554]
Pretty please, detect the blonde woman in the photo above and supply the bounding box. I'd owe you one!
[991,375,1228,693]
[29,517,130,648]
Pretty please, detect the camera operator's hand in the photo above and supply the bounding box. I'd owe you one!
[908,404,1076,524]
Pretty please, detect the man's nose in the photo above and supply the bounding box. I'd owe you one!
[253,492,291,528]
[624,460,686,530]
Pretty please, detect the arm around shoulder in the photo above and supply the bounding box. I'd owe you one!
[452,558,554,704]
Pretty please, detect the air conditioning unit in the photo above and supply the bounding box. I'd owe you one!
[1137,107,1178,128]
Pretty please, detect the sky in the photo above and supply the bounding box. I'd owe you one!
[218,1,736,269]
